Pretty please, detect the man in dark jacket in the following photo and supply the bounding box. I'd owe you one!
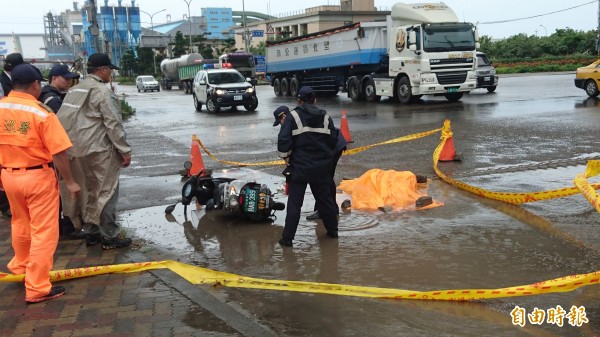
[0,53,24,97]
[37,64,82,238]
[277,86,339,247]
[39,64,80,113]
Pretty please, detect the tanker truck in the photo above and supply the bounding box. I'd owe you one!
[266,2,479,103]
[160,53,207,93]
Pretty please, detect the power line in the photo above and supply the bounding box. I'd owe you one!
[479,0,597,24]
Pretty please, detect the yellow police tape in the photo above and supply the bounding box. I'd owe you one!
[573,160,600,213]
[433,120,600,205]
[194,128,442,166]
[1,260,599,301]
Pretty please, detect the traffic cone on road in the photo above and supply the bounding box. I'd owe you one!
[438,119,462,162]
[189,135,206,176]
[340,110,353,143]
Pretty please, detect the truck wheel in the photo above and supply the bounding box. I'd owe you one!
[206,97,220,113]
[584,80,599,97]
[444,92,464,102]
[364,77,381,102]
[244,96,259,111]
[348,77,364,101]
[273,78,282,96]
[487,86,497,93]
[290,77,300,97]
[396,77,412,104]
[280,78,291,96]
[193,94,202,112]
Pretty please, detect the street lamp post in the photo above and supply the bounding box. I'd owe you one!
[539,25,547,37]
[141,9,166,75]
[242,0,250,52]
[183,0,193,53]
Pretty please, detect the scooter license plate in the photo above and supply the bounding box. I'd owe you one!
[243,189,258,213]
[234,95,243,101]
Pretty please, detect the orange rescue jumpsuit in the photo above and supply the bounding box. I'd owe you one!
[0,91,72,300]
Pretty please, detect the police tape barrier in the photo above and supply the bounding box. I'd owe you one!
[433,120,600,205]
[1,260,599,301]
[343,128,442,156]
[194,119,599,205]
[196,138,286,167]
[194,128,442,166]
[574,160,600,213]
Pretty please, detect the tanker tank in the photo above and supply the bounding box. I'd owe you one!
[159,53,204,90]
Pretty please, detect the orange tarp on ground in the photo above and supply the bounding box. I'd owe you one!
[338,169,443,211]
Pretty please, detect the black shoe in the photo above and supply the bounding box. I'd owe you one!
[278,238,293,247]
[326,232,339,239]
[26,286,65,304]
[306,211,321,220]
[101,237,132,250]
[61,230,87,240]
[85,233,102,246]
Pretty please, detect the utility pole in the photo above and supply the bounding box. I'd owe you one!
[141,9,166,75]
[88,0,100,52]
[242,0,250,52]
[183,0,193,53]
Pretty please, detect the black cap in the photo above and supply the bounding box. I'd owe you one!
[87,53,119,69]
[49,64,80,79]
[11,63,46,84]
[297,86,315,101]
[273,105,289,126]
[4,53,24,71]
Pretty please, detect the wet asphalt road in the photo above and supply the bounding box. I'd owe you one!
[116,73,600,336]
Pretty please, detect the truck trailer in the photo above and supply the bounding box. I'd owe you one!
[160,53,204,92]
[266,2,479,103]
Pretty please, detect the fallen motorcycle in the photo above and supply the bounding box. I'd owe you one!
[165,163,285,221]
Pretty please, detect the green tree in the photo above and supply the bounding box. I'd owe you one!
[171,31,187,57]
[221,38,237,53]
[120,48,138,77]
[249,41,266,56]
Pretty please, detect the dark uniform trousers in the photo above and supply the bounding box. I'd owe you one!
[283,179,338,240]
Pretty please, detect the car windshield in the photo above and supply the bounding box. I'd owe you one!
[141,76,156,82]
[477,54,491,67]
[207,71,245,84]
[422,23,476,52]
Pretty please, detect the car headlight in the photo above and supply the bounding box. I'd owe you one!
[246,87,254,94]
[490,69,496,76]
[215,89,226,95]
[468,73,477,80]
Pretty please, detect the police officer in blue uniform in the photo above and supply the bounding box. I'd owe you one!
[277,86,339,247]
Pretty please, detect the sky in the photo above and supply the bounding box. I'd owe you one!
[0,0,597,39]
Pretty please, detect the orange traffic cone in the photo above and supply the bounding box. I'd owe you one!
[340,110,353,143]
[439,119,462,162]
[189,135,206,176]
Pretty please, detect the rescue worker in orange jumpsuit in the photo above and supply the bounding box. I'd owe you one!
[0,63,81,303]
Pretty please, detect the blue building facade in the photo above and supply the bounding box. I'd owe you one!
[201,8,233,40]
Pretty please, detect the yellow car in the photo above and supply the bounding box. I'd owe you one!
[574,59,600,97]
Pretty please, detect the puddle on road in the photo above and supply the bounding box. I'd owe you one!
[118,167,600,336]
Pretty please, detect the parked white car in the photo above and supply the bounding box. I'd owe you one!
[136,75,160,92]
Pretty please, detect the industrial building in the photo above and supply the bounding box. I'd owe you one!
[0,0,389,68]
